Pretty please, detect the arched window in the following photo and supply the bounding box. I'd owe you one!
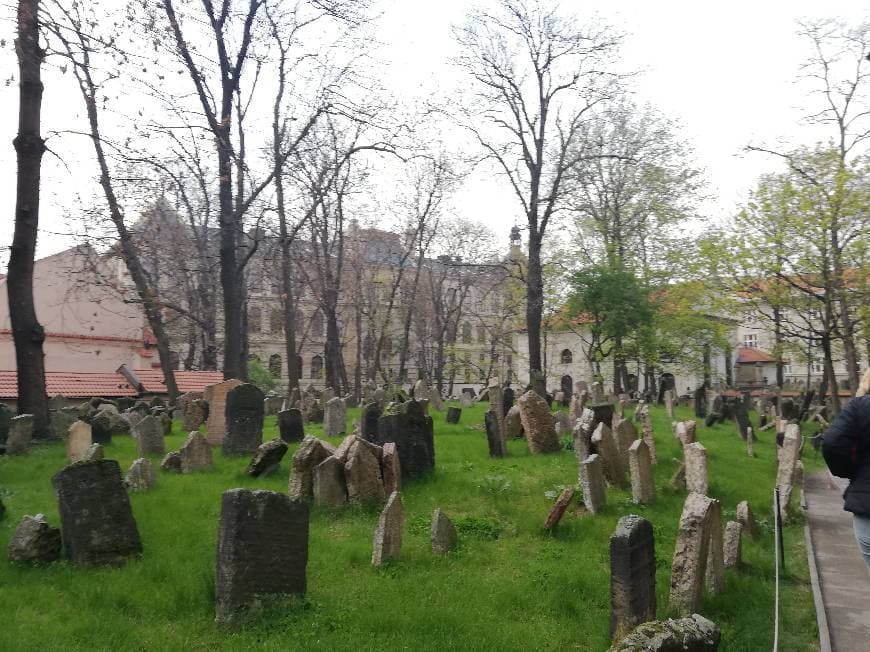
[269,354,282,378]
[461,322,472,344]
[560,348,573,364]
[270,309,283,334]
[249,307,262,333]
[311,310,324,337]
[310,354,323,378]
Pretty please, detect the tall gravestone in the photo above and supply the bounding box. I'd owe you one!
[134,415,165,457]
[52,460,142,566]
[204,379,242,446]
[593,422,628,488]
[66,420,92,463]
[182,398,208,432]
[628,439,655,504]
[581,454,606,514]
[669,492,723,615]
[484,409,507,458]
[277,408,304,443]
[374,400,434,478]
[361,402,382,442]
[223,383,264,455]
[610,515,656,641]
[323,397,347,437]
[372,491,404,567]
[215,489,309,624]
[446,407,461,424]
[6,414,33,455]
[693,387,707,419]
[517,391,560,454]
[684,442,708,495]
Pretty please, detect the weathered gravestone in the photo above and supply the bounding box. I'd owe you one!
[223,383,264,455]
[553,410,572,436]
[669,492,724,615]
[6,414,33,455]
[125,458,156,492]
[0,403,13,452]
[288,437,336,500]
[675,420,697,448]
[593,422,628,488]
[277,408,304,444]
[134,415,165,457]
[639,407,657,464]
[344,439,385,505]
[428,388,445,412]
[214,489,308,624]
[628,439,655,505]
[612,417,638,459]
[446,406,461,424]
[723,521,743,568]
[80,443,104,462]
[50,407,79,441]
[736,500,757,538]
[313,456,347,507]
[182,398,208,432]
[610,515,656,641]
[204,379,242,446]
[372,491,404,567]
[361,402,382,442]
[52,460,142,566]
[431,508,457,554]
[504,405,523,439]
[381,442,401,495]
[8,514,62,564]
[178,432,213,472]
[374,400,434,478]
[323,397,346,437]
[247,438,288,477]
[684,442,708,495]
[517,391,560,454]
[776,424,802,519]
[573,407,596,463]
[609,614,721,652]
[581,454,606,514]
[484,409,507,458]
[544,487,575,530]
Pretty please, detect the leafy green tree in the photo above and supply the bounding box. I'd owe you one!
[247,358,276,395]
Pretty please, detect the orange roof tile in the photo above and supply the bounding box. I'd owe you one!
[0,371,137,400]
[736,347,776,364]
[131,369,225,394]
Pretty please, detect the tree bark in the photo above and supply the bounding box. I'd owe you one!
[9,0,49,437]
[526,231,544,379]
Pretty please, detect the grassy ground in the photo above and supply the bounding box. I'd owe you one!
[0,401,822,651]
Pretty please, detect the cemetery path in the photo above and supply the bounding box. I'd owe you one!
[804,470,870,652]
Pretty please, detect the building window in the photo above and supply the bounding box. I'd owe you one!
[461,322,472,344]
[269,354,282,378]
[310,354,323,378]
[270,309,283,334]
[743,333,758,349]
[783,361,793,375]
[811,359,824,374]
[249,307,262,333]
[560,348,573,364]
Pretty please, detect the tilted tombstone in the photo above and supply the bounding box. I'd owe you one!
[592,422,628,488]
[428,388,445,412]
[628,439,656,504]
[66,420,92,463]
[313,456,347,507]
[372,491,404,567]
[178,432,213,472]
[246,438,288,477]
[6,414,34,455]
[412,379,428,399]
[544,487,575,530]
[431,508,458,554]
[223,383,265,455]
[611,614,721,650]
[381,441,401,495]
[7,514,62,564]
[182,398,208,432]
[485,409,507,458]
[684,442,708,495]
[776,424,802,519]
[640,407,657,464]
[581,454,606,514]
[288,437,336,499]
[134,415,165,457]
[344,439,385,505]
[446,406,461,424]
[570,390,588,423]
[323,397,347,437]
[736,500,757,538]
[161,451,183,472]
[204,379,242,446]
[723,521,743,568]
[277,408,305,444]
[573,407,596,464]
[610,515,656,641]
[674,420,697,448]
[517,391,561,454]
[52,460,142,566]
[214,489,309,624]
[504,405,524,439]
[80,443,104,462]
[612,417,638,459]
[373,400,434,478]
[125,458,156,492]
[669,492,723,615]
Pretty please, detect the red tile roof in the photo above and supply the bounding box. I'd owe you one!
[0,371,137,399]
[131,369,225,394]
[736,347,776,364]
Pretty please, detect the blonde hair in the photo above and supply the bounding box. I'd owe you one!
[858,369,870,397]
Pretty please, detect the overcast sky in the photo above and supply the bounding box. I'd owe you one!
[1,0,868,264]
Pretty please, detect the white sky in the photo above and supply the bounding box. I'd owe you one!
[1,0,868,264]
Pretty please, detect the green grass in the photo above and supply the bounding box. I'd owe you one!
[0,402,822,651]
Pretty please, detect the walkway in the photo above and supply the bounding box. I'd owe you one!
[804,470,870,651]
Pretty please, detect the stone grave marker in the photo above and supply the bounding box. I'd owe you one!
[134,415,165,457]
[504,405,523,439]
[80,443,104,462]
[723,521,742,568]
[277,408,304,444]
[66,420,92,463]
[684,442,708,495]
[125,458,156,492]
[675,420,696,448]
[182,398,208,432]
[517,391,560,454]
[669,492,723,615]
[50,407,78,441]
[544,487,575,530]
[446,406,461,424]
[381,442,401,495]
[215,489,308,624]
[484,409,507,458]
[204,378,242,446]
[693,387,707,419]
[431,508,457,554]
[344,439,385,505]
[628,439,656,504]
[736,500,757,538]
[246,438,288,477]
[6,414,33,455]
[52,460,142,566]
[8,514,61,564]
[573,407,596,463]
[161,451,183,472]
[593,422,628,488]
[288,437,336,500]
[374,400,434,478]
[323,397,347,437]
[361,402,382,442]
[610,515,656,641]
[313,456,347,507]
[581,454,606,514]
[223,383,264,455]
[372,491,404,567]
[639,407,657,464]
[179,432,213,472]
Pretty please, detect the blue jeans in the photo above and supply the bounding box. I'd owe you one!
[853,514,870,568]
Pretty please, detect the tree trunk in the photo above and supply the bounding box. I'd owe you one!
[9,0,49,437]
[821,334,841,413]
[773,307,784,387]
[324,300,343,393]
[526,232,544,378]
[702,343,711,388]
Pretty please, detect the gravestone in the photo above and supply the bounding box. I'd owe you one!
[502,386,516,415]
[612,417,638,458]
[544,487,575,530]
[246,438,288,477]
[323,397,347,437]
[214,489,309,624]
[517,391,560,454]
[344,439,385,505]
[125,458,156,492]
[223,383,264,455]
[723,521,743,568]
[361,402,382,442]
[446,407,461,424]
[675,421,696,448]
[460,393,474,408]
[179,432,213,472]
[313,456,347,507]
[484,409,507,458]
[639,407,657,464]
[669,492,723,615]
[732,401,751,440]
[593,422,628,488]
[428,388,445,412]
[611,614,720,651]
[431,508,457,554]
[553,410,572,436]
[684,442,708,495]
[372,491,404,567]
[288,437,336,500]
[182,398,208,432]
[52,460,142,566]
[670,462,687,490]
[204,379,242,446]
[776,424,802,518]
[50,407,78,441]
[573,407,596,465]
[381,442,401,495]
[161,452,183,472]
[374,400,435,478]
[664,389,675,418]
[413,379,428,399]
[81,443,104,462]
[134,415,165,457]
[628,439,655,504]
[589,401,616,433]
[6,414,33,455]
[8,514,62,564]
[277,408,304,444]
[560,375,573,404]
[581,454,606,514]
[694,387,707,419]
[504,405,524,439]
[736,500,757,538]
[0,403,12,451]
[610,515,656,641]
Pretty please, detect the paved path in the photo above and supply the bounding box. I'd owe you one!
[804,471,870,651]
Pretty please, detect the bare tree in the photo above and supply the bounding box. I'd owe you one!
[454,0,620,392]
[9,0,49,436]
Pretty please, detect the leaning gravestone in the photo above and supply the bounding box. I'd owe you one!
[52,460,142,566]
[323,397,347,437]
[372,491,404,567]
[8,514,62,564]
[277,408,304,443]
[344,439,385,505]
[428,388,445,412]
[6,414,33,455]
[223,383,264,455]
[544,487,575,530]
[610,515,656,641]
[374,400,434,478]
[736,500,757,538]
[177,432,212,472]
[215,489,309,625]
[204,379,242,446]
[484,409,507,458]
[593,422,628,488]
[288,437,336,500]
[669,492,723,615]
[90,411,113,446]
[723,521,743,568]
[446,407,461,424]
[381,442,401,495]
[134,415,165,457]
[573,407,596,463]
[581,454,607,514]
[517,391,560,454]
[504,405,524,439]
[247,438,288,477]
[182,398,208,432]
[125,458,156,492]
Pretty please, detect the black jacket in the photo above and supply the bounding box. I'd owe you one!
[823,396,870,515]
